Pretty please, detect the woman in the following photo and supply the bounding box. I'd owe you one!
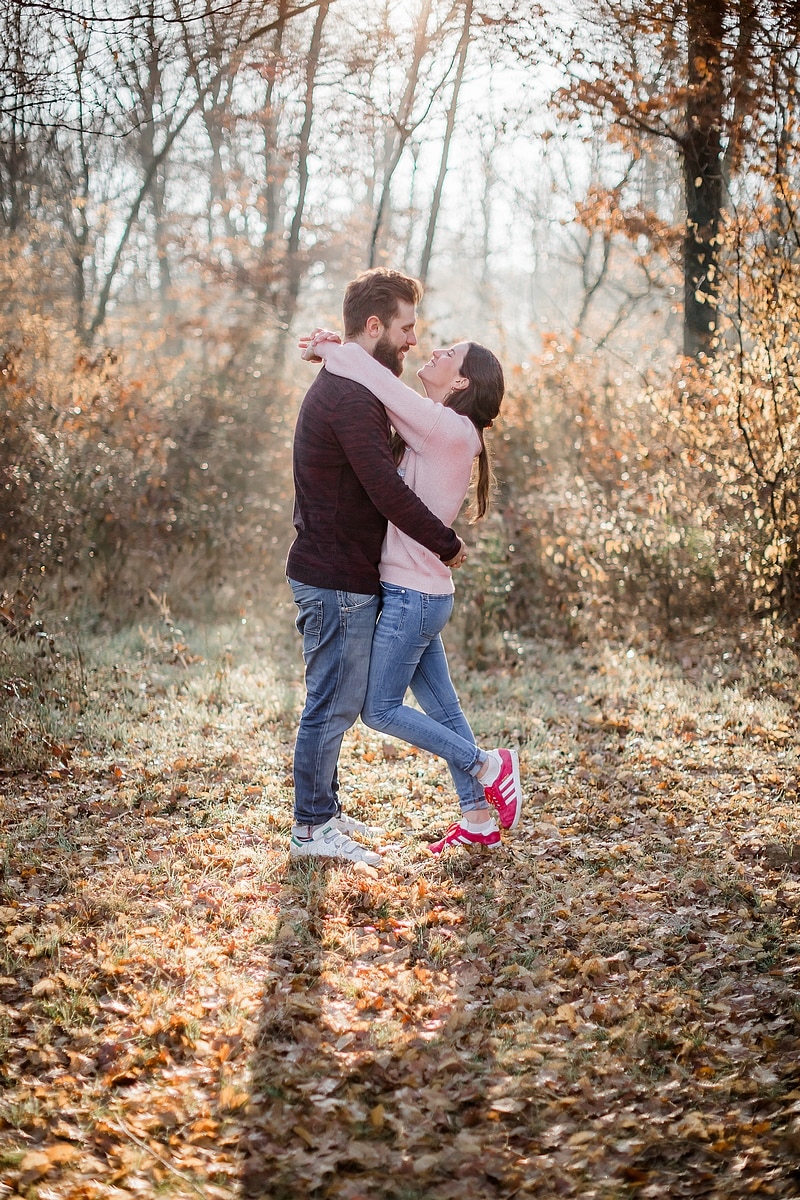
[304,333,523,854]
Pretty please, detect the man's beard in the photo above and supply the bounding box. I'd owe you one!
[373,335,405,377]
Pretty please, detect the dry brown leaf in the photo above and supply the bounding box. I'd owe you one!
[567,1130,596,1146]
[413,1153,440,1174]
[555,1002,580,1029]
[292,1124,315,1147]
[32,977,58,997]
[219,1084,249,1110]
[19,1150,52,1175]
[45,1142,81,1164]
[6,923,33,945]
[343,1140,382,1168]
[489,1097,525,1113]
[579,955,609,979]
[353,861,379,879]
[493,992,519,1013]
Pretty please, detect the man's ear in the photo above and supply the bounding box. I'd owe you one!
[364,315,383,339]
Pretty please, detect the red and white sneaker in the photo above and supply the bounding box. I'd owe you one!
[429,818,501,855]
[482,749,523,830]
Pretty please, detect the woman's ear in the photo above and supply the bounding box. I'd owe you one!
[452,375,469,391]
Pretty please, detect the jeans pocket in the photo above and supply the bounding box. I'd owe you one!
[341,590,377,611]
[420,593,454,639]
[295,599,324,650]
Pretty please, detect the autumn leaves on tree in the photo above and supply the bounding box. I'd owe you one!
[3,1,800,624]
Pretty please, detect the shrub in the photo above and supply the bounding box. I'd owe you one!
[0,305,294,621]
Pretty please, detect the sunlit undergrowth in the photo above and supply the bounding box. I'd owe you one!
[1,611,800,1198]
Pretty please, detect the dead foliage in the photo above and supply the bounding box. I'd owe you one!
[1,621,799,1199]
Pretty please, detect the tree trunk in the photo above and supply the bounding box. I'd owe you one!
[418,0,472,284]
[203,94,237,247]
[368,0,434,268]
[71,129,91,342]
[281,0,329,332]
[721,0,757,184]
[69,33,91,343]
[262,0,290,248]
[681,0,725,359]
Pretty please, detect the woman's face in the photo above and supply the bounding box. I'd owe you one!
[417,341,469,401]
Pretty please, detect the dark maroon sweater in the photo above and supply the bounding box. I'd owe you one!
[286,366,461,594]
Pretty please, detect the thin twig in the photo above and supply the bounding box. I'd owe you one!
[108,1117,211,1199]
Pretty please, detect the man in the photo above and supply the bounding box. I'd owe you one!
[286,268,465,865]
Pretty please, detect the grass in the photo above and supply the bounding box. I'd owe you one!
[0,604,800,1197]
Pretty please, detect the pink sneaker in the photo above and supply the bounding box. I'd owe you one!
[429,819,501,855]
[483,749,523,830]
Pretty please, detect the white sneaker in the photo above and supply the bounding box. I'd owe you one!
[290,822,382,866]
[332,812,385,838]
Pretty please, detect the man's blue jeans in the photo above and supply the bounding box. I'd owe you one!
[362,584,486,813]
[289,579,380,826]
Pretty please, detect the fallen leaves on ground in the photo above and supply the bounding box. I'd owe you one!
[1,624,799,1198]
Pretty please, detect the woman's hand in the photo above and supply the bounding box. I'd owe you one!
[298,328,342,362]
[443,538,468,569]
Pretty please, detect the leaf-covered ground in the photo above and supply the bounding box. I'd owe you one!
[2,612,800,1199]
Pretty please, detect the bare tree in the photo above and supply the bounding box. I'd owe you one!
[367,0,464,268]
[418,0,473,283]
[282,0,330,327]
[84,1,325,342]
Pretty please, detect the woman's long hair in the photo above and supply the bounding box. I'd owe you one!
[391,342,504,521]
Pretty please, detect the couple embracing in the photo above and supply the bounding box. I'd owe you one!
[286,268,523,865]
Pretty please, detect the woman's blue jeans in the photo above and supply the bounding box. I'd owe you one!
[362,584,486,813]
[289,579,380,826]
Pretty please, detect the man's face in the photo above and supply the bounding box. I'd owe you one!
[373,300,417,377]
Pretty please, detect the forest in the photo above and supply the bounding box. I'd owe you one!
[2,1,800,1197]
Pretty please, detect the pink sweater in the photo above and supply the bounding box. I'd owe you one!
[319,342,480,595]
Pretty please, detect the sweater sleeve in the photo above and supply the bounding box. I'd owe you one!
[328,382,460,561]
[319,342,443,453]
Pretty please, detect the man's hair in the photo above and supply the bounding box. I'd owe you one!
[342,268,423,338]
